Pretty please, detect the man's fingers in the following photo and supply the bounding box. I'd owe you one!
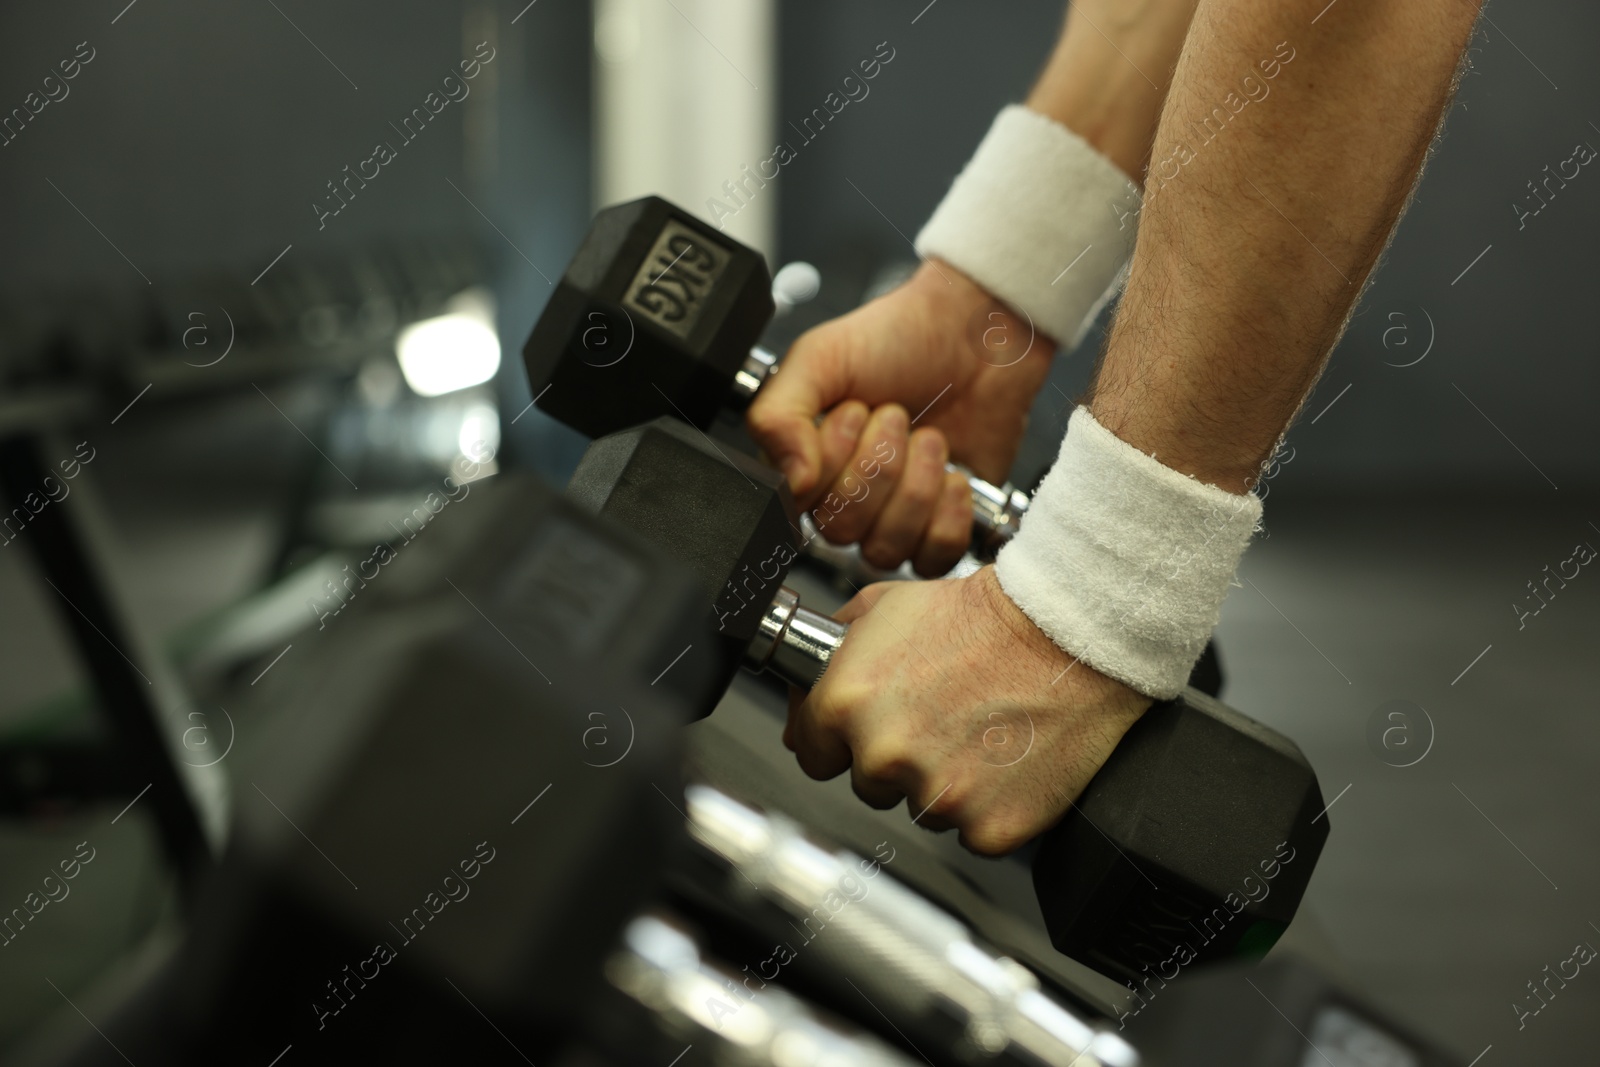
[745,326,853,501]
[834,582,889,626]
[860,428,949,571]
[814,404,909,546]
[806,401,869,512]
[906,778,960,834]
[957,806,1044,858]
[790,601,881,784]
[790,696,852,780]
[782,689,800,751]
[844,764,908,812]
[911,472,975,578]
[746,405,819,501]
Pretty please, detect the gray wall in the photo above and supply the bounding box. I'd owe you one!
[3,3,492,282]
[0,0,592,475]
[9,1,1590,494]
[773,0,1600,496]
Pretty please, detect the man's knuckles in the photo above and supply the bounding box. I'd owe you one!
[906,775,969,832]
[853,741,916,788]
[957,812,1038,858]
[792,736,850,781]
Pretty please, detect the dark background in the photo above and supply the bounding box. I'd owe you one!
[1,0,1596,1062]
[3,1,1594,491]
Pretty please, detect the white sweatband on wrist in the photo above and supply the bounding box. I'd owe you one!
[994,407,1263,700]
[914,104,1142,348]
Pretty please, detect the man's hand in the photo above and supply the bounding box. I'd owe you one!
[747,260,1054,577]
[783,567,1150,856]
[744,0,1210,577]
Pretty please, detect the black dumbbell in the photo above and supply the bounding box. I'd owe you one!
[523,195,1030,558]
[565,414,843,706]
[1124,955,1465,1066]
[520,195,1225,705]
[567,416,1329,987]
[60,475,704,1065]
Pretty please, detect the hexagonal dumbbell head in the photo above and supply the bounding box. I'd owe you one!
[167,612,687,1060]
[367,470,720,710]
[1033,688,1329,988]
[1123,956,1461,1065]
[566,417,800,709]
[524,197,774,439]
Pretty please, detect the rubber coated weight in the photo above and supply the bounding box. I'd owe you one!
[1123,955,1463,1066]
[564,424,1330,986]
[393,470,723,708]
[523,197,774,439]
[567,417,801,709]
[1036,688,1328,989]
[519,196,1029,566]
[78,476,701,1064]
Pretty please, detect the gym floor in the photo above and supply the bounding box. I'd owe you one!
[1219,490,1600,1061]
[0,413,1594,1063]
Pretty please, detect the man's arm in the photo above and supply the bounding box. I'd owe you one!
[1029,0,1199,179]
[788,0,1483,854]
[1090,0,1481,491]
[746,0,1198,576]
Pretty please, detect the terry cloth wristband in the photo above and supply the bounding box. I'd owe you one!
[994,407,1263,700]
[914,104,1142,348]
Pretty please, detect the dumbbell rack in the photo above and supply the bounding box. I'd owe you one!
[603,785,1140,1067]
[14,468,1457,1067]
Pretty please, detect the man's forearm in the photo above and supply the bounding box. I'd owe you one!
[1088,0,1482,492]
[1027,0,1200,181]
[910,1,1203,361]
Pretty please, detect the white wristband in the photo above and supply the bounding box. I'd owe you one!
[994,408,1262,700]
[914,105,1141,348]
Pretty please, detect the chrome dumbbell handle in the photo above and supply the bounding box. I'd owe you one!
[743,586,847,689]
[733,345,781,399]
[611,912,923,1067]
[683,787,1141,1067]
[961,466,1030,556]
[735,347,1030,557]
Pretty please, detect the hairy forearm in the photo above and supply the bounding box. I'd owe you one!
[1087,0,1482,491]
[1027,0,1200,181]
